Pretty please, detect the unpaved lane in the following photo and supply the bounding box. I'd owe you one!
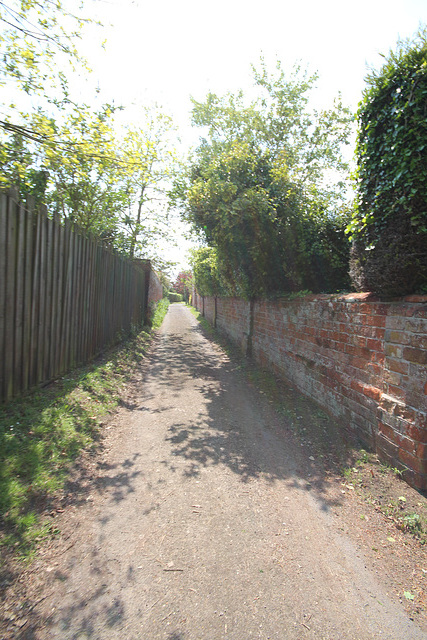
[32,304,425,639]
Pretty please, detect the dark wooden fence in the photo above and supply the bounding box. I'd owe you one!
[0,191,147,403]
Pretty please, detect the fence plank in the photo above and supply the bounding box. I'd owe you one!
[13,204,26,392]
[37,209,47,386]
[22,206,33,392]
[0,194,7,400]
[43,216,53,381]
[29,199,40,389]
[50,212,60,379]
[4,195,17,400]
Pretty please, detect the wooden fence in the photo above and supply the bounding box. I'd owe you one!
[0,191,147,403]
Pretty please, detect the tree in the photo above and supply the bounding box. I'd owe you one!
[0,1,93,100]
[348,28,427,295]
[180,60,353,297]
[118,107,180,258]
[189,247,231,297]
[173,270,193,301]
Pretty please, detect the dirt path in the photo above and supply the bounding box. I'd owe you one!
[12,304,427,639]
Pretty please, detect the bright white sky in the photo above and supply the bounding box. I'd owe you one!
[77,0,426,275]
[83,0,426,123]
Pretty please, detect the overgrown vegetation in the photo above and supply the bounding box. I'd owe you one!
[348,28,427,295]
[175,60,353,298]
[0,299,169,556]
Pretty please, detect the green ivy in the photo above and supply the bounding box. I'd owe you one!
[348,28,427,295]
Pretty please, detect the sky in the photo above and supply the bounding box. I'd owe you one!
[78,0,426,275]
[83,0,426,122]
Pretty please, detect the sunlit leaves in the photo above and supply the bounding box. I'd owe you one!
[0,0,93,96]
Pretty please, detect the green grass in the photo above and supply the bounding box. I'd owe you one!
[152,298,170,329]
[0,299,169,556]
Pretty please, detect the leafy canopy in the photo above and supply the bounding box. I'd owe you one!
[181,59,353,298]
[0,0,93,99]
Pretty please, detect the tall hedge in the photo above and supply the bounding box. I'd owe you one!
[348,30,427,296]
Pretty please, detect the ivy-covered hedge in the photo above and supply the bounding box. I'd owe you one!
[348,30,427,295]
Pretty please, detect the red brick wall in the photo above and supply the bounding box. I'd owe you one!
[147,270,163,307]
[203,297,216,325]
[193,292,427,490]
[193,294,251,353]
[216,298,251,353]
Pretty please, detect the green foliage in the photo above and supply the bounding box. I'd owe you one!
[179,60,353,298]
[189,246,232,296]
[348,28,427,295]
[151,298,170,329]
[0,4,179,264]
[0,0,93,97]
[168,291,183,302]
[0,103,179,259]
[118,109,180,258]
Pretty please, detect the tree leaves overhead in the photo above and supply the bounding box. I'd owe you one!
[0,0,93,97]
[0,2,180,265]
[0,103,180,259]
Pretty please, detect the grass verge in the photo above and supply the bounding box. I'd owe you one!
[0,298,169,557]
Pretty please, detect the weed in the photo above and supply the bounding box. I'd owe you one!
[403,513,422,535]
[357,449,369,465]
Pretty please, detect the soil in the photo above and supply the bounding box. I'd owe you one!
[1,303,427,640]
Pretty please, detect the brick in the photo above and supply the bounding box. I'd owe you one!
[410,334,427,350]
[385,358,409,375]
[384,329,410,345]
[385,343,402,358]
[403,347,427,365]
[412,304,427,319]
[385,316,407,330]
[405,318,427,333]
[383,370,401,386]
[386,385,407,402]
[406,423,427,443]
[403,469,427,491]
[363,384,383,402]
[378,409,408,433]
[365,314,387,328]
[378,420,401,444]
[377,430,399,459]
[398,448,427,474]
[404,295,427,303]
[359,326,386,340]
[399,435,424,456]
[415,441,427,458]
[367,338,383,351]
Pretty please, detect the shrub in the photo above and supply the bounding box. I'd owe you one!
[168,292,183,302]
[348,28,427,295]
